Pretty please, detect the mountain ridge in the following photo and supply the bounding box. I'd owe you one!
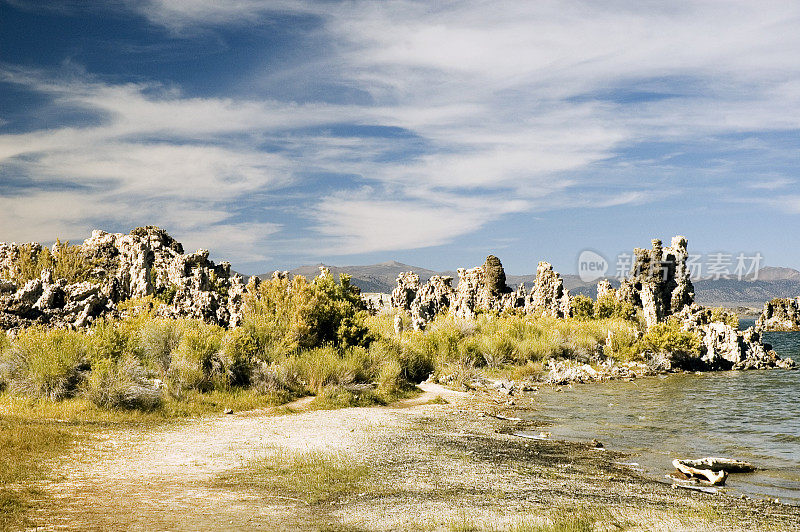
[253,263,800,308]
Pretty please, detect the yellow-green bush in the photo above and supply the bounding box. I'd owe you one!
[219,326,259,386]
[167,322,225,394]
[639,318,700,358]
[710,307,739,329]
[83,356,162,410]
[242,272,373,358]
[0,333,9,356]
[90,316,144,361]
[11,240,95,285]
[138,317,184,375]
[1,327,88,400]
[594,294,636,321]
[571,294,594,320]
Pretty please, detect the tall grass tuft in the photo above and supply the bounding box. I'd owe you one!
[84,356,162,410]
[1,327,88,400]
[166,322,225,395]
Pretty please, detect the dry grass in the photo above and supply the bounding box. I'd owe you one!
[214,449,370,506]
[0,419,75,529]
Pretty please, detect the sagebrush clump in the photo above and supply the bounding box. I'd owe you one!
[10,240,96,285]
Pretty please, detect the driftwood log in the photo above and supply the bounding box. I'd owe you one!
[671,457,756,486]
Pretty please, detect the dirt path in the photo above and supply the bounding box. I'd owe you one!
[34,384,800,531]
[36,384,469,530]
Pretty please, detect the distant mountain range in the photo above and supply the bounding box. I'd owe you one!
[252,263,800,310]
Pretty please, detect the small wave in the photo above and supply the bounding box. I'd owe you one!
[772,433,800,444]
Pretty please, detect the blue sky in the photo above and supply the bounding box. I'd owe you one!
[1,0,800,275]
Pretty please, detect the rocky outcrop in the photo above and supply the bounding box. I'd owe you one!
[525,262,571,318]
[646,304,797,371]
[0,268,117,330]
[544,359,655,385]
[411,275,453,324]
[483,255,507,297]
[617,236,694,328]
[756,297,800,331]
[449,256,523,320]
[0,227,245,329]
[596,279,613,301]
[390,255,522,324]
[450,266,484,320]
[390,272,420,312]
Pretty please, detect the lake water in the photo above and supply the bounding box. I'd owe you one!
[525,321,800,504]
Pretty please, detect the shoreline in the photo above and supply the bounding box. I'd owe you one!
[32,382,800,531]
[505,369,800,508]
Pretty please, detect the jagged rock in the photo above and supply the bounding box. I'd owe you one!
[596,279,613,301]
[391,256,521,324]
[14,278,44,312]
[618,236,694,328]
[393,314,403,335]
[362,292,391,314]
[34,283,65,311]
[510,283,526,309]
[411,275,453,323]
[271,270,289,281]
[660,304,796,370]
[526,262,571,318]
[757,297,800,331]
[0,226,245,329]
[390,271,420,312]
[451,266,483,320]
[483,255,507,297]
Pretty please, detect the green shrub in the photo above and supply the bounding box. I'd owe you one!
[376,358,405,395]
[11,240,94,285]
[640,318,700,358]
[138,317,184,375]
[0,333,9,356]
[242,272,373,358]
[219,327,259,386]
[166,323,224,394]
[51,240,93,283]
[2,327,88,400]
[90,317,143,361]
[710,307,739,329]
[12,243,48,284]
[280,346,358,393]
[594,294,636,321]
[84,356,162,410]
[571,295,594,320]
[249,363,290,395]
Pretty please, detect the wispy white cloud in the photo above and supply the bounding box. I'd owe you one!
[3,0,800,267]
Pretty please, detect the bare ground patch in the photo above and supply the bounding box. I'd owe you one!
[29,384,800,531]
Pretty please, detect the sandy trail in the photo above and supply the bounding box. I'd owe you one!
[33,383,800,531]
[37,384,469,531]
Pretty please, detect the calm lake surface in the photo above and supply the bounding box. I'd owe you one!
[526,320,800,504]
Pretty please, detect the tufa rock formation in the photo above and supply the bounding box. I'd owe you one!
[391,255,559,324]
[483,255,507,297]
[390,272,420,312]
[450,256,523,320]
[526,262,571,318]
[616,236,694,328]
[450,266,485,320]
[411,275,454,324]
[0,227,245,330]
[756,297,800,331]
[380,236,793,372]
[669,304,793,370]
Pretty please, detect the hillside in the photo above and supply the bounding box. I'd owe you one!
[258,264,800,309]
